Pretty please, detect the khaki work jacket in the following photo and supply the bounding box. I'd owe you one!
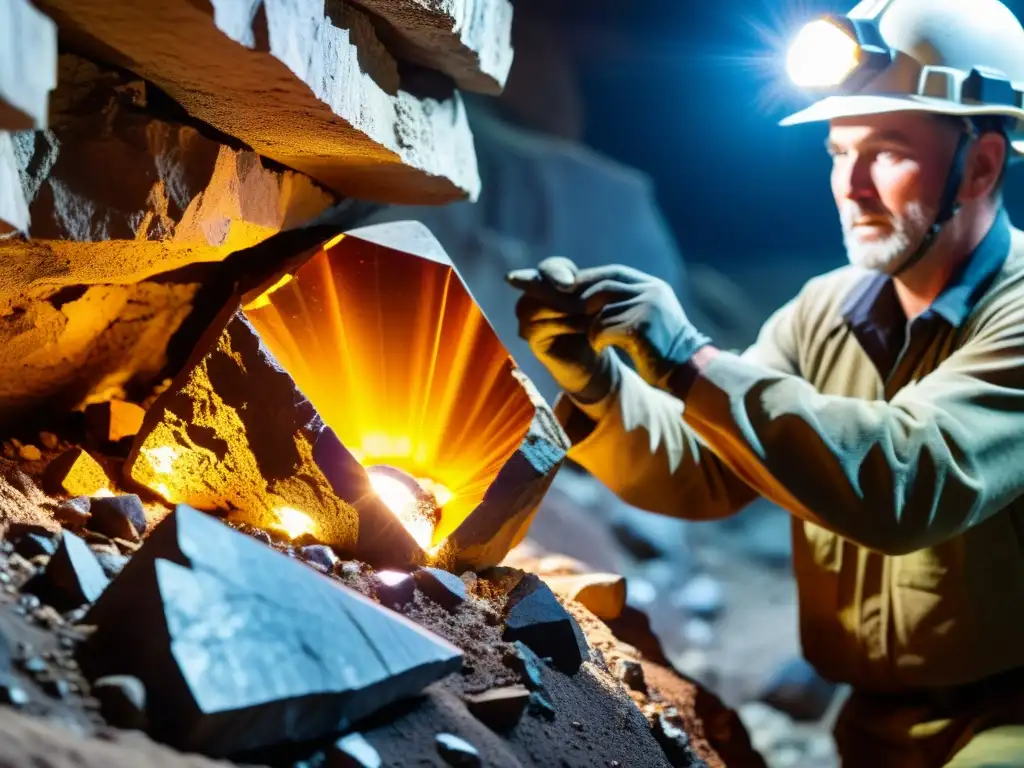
[556,216,1024,693]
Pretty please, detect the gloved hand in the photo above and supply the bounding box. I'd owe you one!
[571,264,711,387]
[506,257,619,404]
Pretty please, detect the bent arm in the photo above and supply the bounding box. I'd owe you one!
[554,302,801,520]
[680,307,1024,555]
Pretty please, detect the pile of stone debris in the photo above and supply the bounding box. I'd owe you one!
[0,420,767,768]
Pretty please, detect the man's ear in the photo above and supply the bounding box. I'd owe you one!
[963,131,1007,200]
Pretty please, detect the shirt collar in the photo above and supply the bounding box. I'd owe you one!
[839,207,1012,330]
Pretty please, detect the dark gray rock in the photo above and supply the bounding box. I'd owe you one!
[14,532,58,559]
[327,732,381,768]
[652,708,705,767]
[374,571,415,611]
[79,505,463,757]
[414,568,468,612]
[0,623,10,675]
[52,497,91,531]
[464,685,529,731]
[25,531,109,611]
[87,494,146,541]
[502,574,588,674]
[301,545,339,573]
[93,675,147,730]
[435,733,480,767]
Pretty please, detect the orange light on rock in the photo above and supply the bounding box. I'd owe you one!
[125,222,569,571]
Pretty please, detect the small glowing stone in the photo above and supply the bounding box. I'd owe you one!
[786,19,860,89]
[366,468,435,550]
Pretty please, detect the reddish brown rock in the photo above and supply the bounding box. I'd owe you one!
[348,0,514,94]
[35,0,480,203]
[545,572,627,621]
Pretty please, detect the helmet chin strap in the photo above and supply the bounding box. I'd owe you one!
[894,124,976,277]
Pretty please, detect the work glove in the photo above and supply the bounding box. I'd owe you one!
[573,263,711,387]
[506,257,619,405]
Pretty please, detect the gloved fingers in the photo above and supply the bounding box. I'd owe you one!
[588,298,645,353]
[514,295,589,324]
[578,279,637,313]
[536,256,580,291]
[573,264,650,290]
[507,270,586,313]
[517,311,592,343]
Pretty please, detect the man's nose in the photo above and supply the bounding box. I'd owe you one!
[836,154,877,202]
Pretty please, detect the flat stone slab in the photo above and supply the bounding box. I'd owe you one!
[80,505,463,757]
[348,0,514,94]
[35,0,480,203]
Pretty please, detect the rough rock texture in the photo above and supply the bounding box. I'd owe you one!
[0,0,58,131]
[348,0,514,94]
[0,709,246,768]
[125,309,362,552]
[0,54,337,427]
[35,0,481,204]
[81,505,464,757]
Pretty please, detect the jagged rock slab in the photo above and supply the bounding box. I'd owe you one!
[35,0,480,204]
[125,309,361,551]
[0,0,57,131]
[503,574,588,675]
[26,531,109,611]
[80,505,463,757]
[125,309,426,566]
[414,567,468,611]
[0,54,336,426]
[348,0,513,94]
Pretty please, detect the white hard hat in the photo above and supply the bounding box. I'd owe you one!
[781,0,1024,155]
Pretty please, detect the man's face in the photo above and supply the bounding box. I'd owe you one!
[828,112,960,274]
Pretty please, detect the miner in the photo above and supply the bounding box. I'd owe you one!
[507,0,1024,765]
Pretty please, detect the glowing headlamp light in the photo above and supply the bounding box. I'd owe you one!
[786,15,891,93]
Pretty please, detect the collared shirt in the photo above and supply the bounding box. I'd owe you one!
[557,210,1024,693]
[840,209,1012,380]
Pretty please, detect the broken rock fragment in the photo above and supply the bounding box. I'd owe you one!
[414,567,468,611]
[92,674,148,731]
[435,733,481,767]
[43,448,111,498]
[26,531,109,611]
[80,505,463,757]
[85,401,146,446]
[464,685,529,731]
[86,495,146,542]
[34,0,479,203]
[503,574,588,674]
[545,572,627,620]
[328,733,381,768]
[347,0,514,94]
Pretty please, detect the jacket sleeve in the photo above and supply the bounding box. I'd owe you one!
[554,301,802,520]
[682,301,1024,555]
